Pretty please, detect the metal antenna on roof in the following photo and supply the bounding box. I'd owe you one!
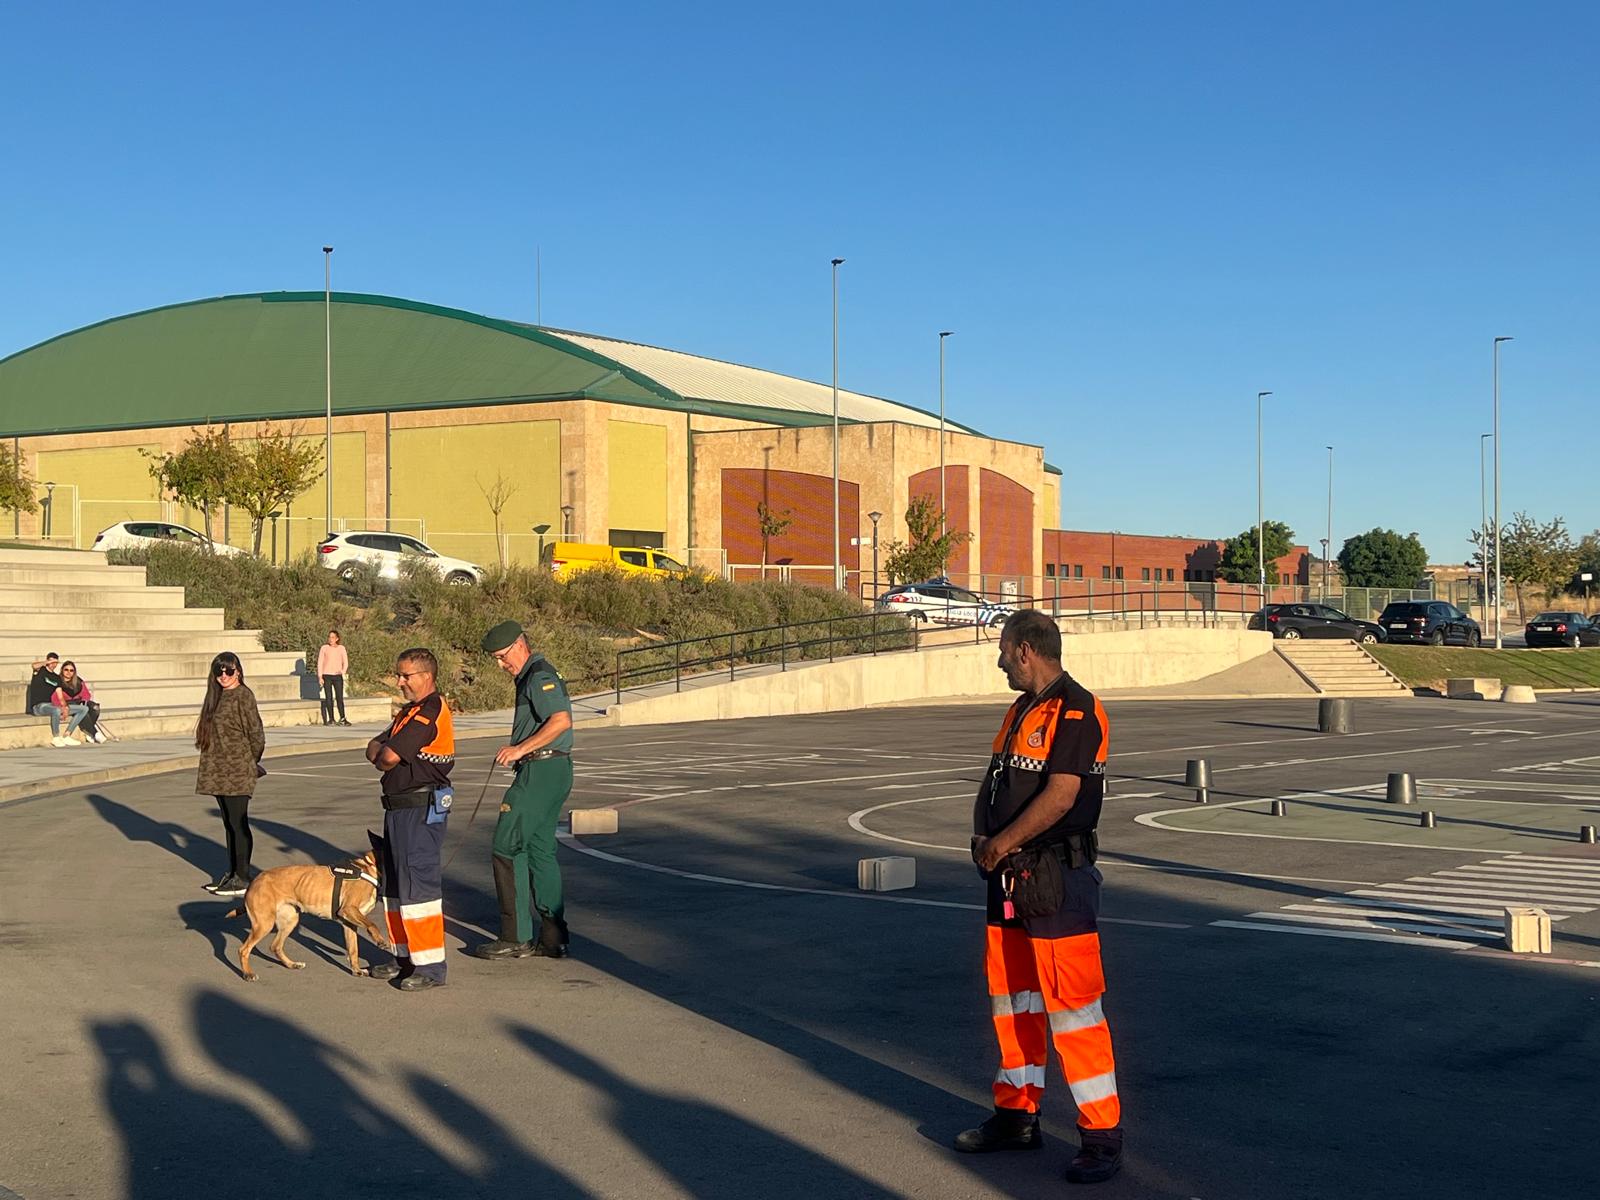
[536,246,542,327]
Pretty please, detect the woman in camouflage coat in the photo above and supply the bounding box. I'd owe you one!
[194,651,266,898]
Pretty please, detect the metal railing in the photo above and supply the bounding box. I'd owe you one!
[611,608,933,704]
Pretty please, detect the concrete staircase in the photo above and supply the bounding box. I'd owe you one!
[1275,639,1414,697]
[0,547,390,749]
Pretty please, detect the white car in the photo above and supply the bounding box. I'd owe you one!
[875,578,1015,627]
[92,520,246,556]
[317,531,485,585]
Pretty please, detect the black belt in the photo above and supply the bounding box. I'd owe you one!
[517,748,571,766]
[381,789,433,810]
[1035,831,1098,868]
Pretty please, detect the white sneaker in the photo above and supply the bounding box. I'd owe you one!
[51,736,70,748]
[62,736,82,747]
[92,730,109,744]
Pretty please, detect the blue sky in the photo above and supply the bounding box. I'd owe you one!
[4,2,1595,560]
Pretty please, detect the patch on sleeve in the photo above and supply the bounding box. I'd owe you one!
[541,682,556,691]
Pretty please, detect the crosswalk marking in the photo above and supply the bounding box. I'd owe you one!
[1214,854,1600,950]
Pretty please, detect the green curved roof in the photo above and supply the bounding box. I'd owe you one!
[0,292,819,437]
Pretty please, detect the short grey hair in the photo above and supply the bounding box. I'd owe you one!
[1001,610,1061,660]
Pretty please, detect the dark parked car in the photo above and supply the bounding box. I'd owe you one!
[1378,601,1482,646]
[1524,611,1600,649]
[1248,603,1387,644]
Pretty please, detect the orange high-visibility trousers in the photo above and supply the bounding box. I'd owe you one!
[985,924,1121,1130]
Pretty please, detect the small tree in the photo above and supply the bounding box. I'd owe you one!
[1337,528,1428,589]
[756,500,793,578]
[0,442,37,517]
[1216,520,1295,585]
[1568,529,1600,599]
[882,495,973,585]
[142,427,238,550]
[1497,511,1578,615]
[478,471,520,568]
[226,425,325,556]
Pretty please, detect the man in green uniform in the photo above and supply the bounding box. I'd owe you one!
[470,620,575,960]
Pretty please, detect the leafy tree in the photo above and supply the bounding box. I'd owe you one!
[1216,520,1295,584]
[1496,511,1578,615]
[0,442,37,516]
[882,495,973,584]
[1569,529,1600,597]
[477,471,520,568]
[142,427,238,550]
[226,425,325,556]
[755,500,793,577]
[1337,528,1428,589]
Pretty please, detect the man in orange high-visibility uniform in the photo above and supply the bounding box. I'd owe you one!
[956,609,1123,1184]
[365,647,455,992]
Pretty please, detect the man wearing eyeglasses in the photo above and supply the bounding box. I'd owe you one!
[365,647,456,991]
[470,620,575,961]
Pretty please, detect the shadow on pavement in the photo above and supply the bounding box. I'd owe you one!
[88,792,225,880]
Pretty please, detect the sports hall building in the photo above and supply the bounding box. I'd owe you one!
[0,292,1060,592]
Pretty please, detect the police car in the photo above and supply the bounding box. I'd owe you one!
[875,578,1015,627]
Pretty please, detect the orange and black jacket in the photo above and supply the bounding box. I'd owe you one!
[980,671,1108,842]
[378,691,456,795]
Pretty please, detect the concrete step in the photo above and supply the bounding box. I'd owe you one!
[0,585,189,610]
[0,696,394,750]
[0,630,265,657]
[0,651,305,683]
[0,547,110,567]
[2,672,312,711]
[0,564,149,586]
[1275,643,1411,696]
[0,607,226,632]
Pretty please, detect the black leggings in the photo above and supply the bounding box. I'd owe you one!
[321,674,346,722]
[216,795,253,877]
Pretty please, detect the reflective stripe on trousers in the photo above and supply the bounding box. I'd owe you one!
[985,924,1121,1130]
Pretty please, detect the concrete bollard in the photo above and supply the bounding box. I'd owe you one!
[1184,759,1211,804]
[569,809,619,835]
[1270,799,1287,817]
[1581,826,1597,845]
[1387,773,1417,805]
[858,856,916,892]
[1504,906,1552,954]
[1317,697,1353,734]
[1502,684,1538,704]
[1419,810,1436,829]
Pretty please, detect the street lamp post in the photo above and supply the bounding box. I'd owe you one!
[532,522,551,566]
[938,331,953,537]
[323,246,334,537]
[1257,391,1272,607]
[560,504,574,540]
[868,510,883,600]
[43,481,56,540]
[1479,432,1492,616]
[831,258,845,591]
[1325,445,1333,599]
[1493,337,1513,648]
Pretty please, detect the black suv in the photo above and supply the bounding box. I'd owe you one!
[1248,603,1387,643]
[1378,601,1482,646]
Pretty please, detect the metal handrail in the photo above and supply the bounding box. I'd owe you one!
[611,607,937,704]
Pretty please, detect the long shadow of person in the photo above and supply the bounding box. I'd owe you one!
[508,1022,902,1200]
[405,1069,596,1200]
[91,1018,298,1200]
[88,792,225,880]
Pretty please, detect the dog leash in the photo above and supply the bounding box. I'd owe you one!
[440,758,501,873]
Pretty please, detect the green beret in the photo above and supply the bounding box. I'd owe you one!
[481,620,524,653]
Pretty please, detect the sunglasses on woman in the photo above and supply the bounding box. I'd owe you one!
[215,666,238,678]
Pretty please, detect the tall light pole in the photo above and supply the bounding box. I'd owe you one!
[868,510,883,599]
[1324,445,1334,599]
[323,246,334,535]
[831,257,845,591]
[1479,432,1492,617]
[938,330,953,537]
[1256,391,1272,606]
[1493,337,1512,647]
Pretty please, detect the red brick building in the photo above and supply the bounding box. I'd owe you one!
[1042,530,1311,587]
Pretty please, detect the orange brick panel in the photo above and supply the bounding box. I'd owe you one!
[722,468,860,571]
[979,469,1033,577]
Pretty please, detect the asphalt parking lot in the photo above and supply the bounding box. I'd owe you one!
[4,694,1600,1199]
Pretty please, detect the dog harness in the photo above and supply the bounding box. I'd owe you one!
[330,858,380,923]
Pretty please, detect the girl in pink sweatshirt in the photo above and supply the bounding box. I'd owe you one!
[317,630,349,725]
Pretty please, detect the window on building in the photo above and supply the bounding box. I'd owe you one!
[1101,566,1111,580]
[1045,564,1056,577]
[1074,564,1083,578]
[1141,567,1151,581]
[609,529,665,549]
[1115,566,1125,580]
[1167,568,1175,582]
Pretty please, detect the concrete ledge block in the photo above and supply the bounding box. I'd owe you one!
[1504,906,1551,953]
[569,809,619,835]
[857,856,916,892]
[1447,677,1503,701]
[1501,684,1538,705]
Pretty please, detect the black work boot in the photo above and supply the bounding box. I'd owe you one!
[953,1108,1041,1153]
[369,961,407,982]
[1064,1127,1123,1184]
[532,916,569,958]
[469,939,536,960]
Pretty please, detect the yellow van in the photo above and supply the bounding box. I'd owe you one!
[541,542,689,579]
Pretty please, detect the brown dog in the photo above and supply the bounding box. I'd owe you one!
[226,846,390,981]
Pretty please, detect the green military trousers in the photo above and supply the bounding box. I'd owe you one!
[491,757,572,944]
